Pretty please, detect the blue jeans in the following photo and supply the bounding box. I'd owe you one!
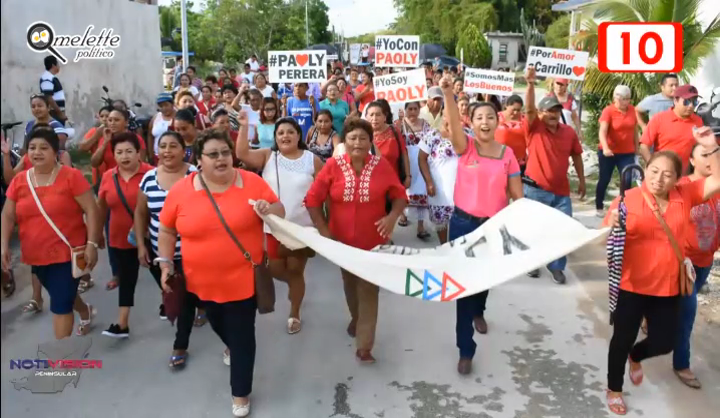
[522,184,572,271]
[449,210,489,359]
[673,265,711,370]
[596,151,635,210]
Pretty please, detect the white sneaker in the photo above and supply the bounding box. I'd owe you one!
[223,350,230,366]
[596,209,605,218]
[232,401,250,417]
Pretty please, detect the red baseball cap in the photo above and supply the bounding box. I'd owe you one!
[555,78,569,84]
[673,84,700,99]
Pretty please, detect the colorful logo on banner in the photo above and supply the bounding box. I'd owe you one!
[268,50,326,83]
[463,68,516,96]
[374,35,420,67]
[526,46,590,81]
[405,269,466,301]
[374,68,427,105]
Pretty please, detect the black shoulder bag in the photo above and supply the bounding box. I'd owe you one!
[113,173,138,247]
[197,172,275,314]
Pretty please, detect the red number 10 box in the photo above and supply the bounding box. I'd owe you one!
[598,22,683,73]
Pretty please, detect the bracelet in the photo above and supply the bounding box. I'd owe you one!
[153,257,175,274]
[701,147,720,157]
[86,241,99,249]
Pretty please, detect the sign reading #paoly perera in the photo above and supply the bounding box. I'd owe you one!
[525,46,590,81]
[268,50,326,83]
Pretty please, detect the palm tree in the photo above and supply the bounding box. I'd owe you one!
[575,0,720,101]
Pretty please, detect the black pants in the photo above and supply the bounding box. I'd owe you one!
[204,297,257,398]
[148,248,197,351]
[114,247,140,307]
[607,289,679,392]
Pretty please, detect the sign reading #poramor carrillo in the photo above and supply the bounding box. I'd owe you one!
[525,46,590,81]
[268,50,327,83]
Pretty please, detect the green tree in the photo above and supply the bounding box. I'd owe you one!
[545,14,570,49]
[575,0,720,102]
[456,24,492,68]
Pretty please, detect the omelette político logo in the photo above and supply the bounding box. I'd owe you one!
[27,21,120,64]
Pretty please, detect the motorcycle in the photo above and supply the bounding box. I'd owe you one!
[101,86,152,144]
[696,86,720,137]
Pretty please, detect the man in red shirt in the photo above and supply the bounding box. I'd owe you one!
[522,67,586,285]
[639,84,706,172]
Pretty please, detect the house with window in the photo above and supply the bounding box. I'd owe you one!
[485,32,524,70]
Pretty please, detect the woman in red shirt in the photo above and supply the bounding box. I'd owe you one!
[603,126,720,415]
[98,132,153,338]
[596,85,638,216]
[367,101,411,189]
[496,95,527,173]
[158,129,284,416]
[305,117,407,363]
[175,91,211,131]
[673,143,720,388]
[1,129,100,339]
[354,72,375,114]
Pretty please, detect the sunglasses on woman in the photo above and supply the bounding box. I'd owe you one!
[202,149,233,159]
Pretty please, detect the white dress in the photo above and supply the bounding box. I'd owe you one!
[261,150,315,233]
[401,120,430,207]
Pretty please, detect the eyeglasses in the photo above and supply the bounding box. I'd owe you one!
[202,149,233,159]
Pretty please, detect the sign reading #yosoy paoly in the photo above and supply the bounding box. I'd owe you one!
[268,50,326,83]
[374,68,427,105]
[374,35,420,68]
[525,46,590,81]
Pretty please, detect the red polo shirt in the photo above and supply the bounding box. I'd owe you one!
[523,116,583,196]
[599,104,638,154]
[640,109,704,172]
[98,163,153,249]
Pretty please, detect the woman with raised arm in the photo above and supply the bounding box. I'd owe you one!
[441,73,523,375]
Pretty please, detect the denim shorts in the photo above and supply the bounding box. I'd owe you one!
[34,262,79,314]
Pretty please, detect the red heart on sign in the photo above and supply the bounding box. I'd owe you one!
[295,54,309,67]
[573,66,585,76]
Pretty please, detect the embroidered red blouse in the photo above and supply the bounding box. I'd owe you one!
[305,153,407,250]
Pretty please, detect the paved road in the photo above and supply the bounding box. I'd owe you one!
[1,211,718,418]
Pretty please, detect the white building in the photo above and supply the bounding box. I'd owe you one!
[485,32,524,71]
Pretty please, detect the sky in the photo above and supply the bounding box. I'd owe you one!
[157,0,397,37]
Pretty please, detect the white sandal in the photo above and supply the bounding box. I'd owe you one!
[76,304,96,336]
[223,350,230,366]
[287,317,302,334]
[232,400,251,417]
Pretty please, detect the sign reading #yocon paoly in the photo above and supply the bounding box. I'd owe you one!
[374,35,420,67]
[268,50,326,83]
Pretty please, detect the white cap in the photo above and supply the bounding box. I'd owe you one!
[613,85,631,98]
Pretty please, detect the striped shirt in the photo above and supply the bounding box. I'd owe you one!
[139,165,197,258]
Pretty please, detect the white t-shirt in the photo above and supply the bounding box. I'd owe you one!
[173,85,200,98]
[241,104,260,142]
[262,151,315,230]
[241,72,254,84]
[256,85,275,98]
[246,59,260,72]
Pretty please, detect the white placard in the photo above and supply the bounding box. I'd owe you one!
[373,68,427,105]
[463,68,516,96]
[259,198,608,302]
[525,46,590,81]
[350,44,361,65]
[268,50,326,83]
[327,54,338,61]
[374,35,420,68]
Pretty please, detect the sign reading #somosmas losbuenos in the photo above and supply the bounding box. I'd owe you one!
[268,50,326,83]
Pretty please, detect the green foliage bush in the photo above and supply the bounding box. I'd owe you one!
[581,92,610,149]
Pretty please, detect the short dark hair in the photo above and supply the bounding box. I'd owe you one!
[340,117,373,143]
[272,118,307,151]
[244,63,251,69]
[205,75,218,84]
[30,94,49,106]
[157,131,184,148]
[44,56,58,71]
[248,89,263,99]
[178,73,191,83]
[201,85,212,93]
[366,100,393,125]
[110,108,130,121]
[405,101,421,109]
[26,126,60,153]
[661,74,678,85]
[99,105,114,114]
[174,108,196,124]
[647,150,682,179]
[505,94,524,107]
[469,102,499,120]
[260,98,279,124]
[453,77,463,84]
[221,85,238,95]
[211,108,229,123]
[229,68,237,73]
[111,131,141,152]
[187,65,196,73]
[194,128,234,157]
[315,109,333,122]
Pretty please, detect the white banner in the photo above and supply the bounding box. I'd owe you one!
[374,35,420,67]
[268,50,326,83]
[257,198,608,302]
[350,44,361,65]
[373,68,427,105]
[525,46,590,81]
[463,68,516,96]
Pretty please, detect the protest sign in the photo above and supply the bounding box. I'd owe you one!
[525,46,590,81]
[374,35,420,67]
[350,44,361,65]
[258,198,608,302]
[373,68,427,105]
[463,68,516,96]
[268,50,326,83]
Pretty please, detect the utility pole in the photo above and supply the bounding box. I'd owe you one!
[181,0,189,71]
[305,0,310,47]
